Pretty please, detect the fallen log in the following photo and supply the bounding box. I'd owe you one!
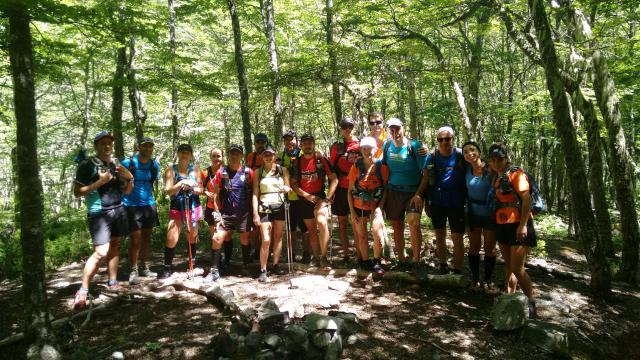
[291,263,471,288]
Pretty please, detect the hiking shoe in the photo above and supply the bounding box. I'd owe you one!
[240,265,251,278]
[272,264,285,275]
[438,264,450,275]
[204,268,220,283]
[470,281,483,292]
[158,267,173,280]
[106,280,122,291]
[310,257,321,268]
[373,263,385,277]
[484,282,500,295]
[320,256,331,270]
[301,252,311,264]
[528,299,537,319]
[73,291,88,310]
[413,263,427,281]
[139,263,157,277]
[258,270,268,282]
[129,268,140,285]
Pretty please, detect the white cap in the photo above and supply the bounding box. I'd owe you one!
[438,126,455,137]
[387,118,403,127]
[359,136,378,150]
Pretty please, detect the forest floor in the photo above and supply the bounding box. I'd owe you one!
[1,215,640,359]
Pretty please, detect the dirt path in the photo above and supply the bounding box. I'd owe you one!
[2,219,639,359]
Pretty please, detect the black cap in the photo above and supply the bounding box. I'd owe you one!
[489,147,507,158]
[283,129,296,139]
[340,117,355,128]
[263,144,276,154]
[255,133,268,142]
[229,144,243,153]
[177,143,193,153]
[94,131,114,144]
[139,137,154,145]
[300,133,315,141]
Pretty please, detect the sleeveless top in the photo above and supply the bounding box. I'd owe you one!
[259,166,285,206]
[169,163,201,211]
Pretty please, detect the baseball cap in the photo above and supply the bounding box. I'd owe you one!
[229,144,244,153]
[263,144,276,154]
[438,126,455,137]
[283,129,296,139]
[139,137,154,145]
[300,133,315,141]
[340,117,355,128]
[177,143,193,153]
[489,146,507,158]
[359,136,377,149]
[255,133,269,142]
[94,131,114,144]
[386,118,403,127]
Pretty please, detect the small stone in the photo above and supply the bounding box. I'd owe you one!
[264,334,282,349]
[111,352,124,360]
[254,349,275,360]
[283,325,309,354]
[259,311,290,328]
[259,299,281,314]
[522,320,571,357]
[303,313,344,333]
[210,331,237,357]
[327,311,360,336]
[491,293,528,331]
[245,331,263,353]
[312,331,333,348]
[347,334,358,345]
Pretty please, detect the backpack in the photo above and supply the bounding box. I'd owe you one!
[381,138,419,166]
[128,155,158,183]
[330,141,347,177]
[425,148,465,187]
[489,166,545,215]
[295,153,326,193]
[351,159,384,203]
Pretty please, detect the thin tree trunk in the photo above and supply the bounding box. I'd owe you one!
[467,9,490,140]
[529,0,611,296]
[259,0,284,142]
[110,46,126,159]
[127,36,147,145]
[8,5,61,358]
[406,65,418,138]
[326,0,342,126]
[168,0,179,153]
[227,0,253,152]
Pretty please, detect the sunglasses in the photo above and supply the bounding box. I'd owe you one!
[368,121,382,126]
[388,126,401,132]
[437,137,452,143]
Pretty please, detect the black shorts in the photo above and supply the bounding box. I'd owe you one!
[204,207,221,227]
[126,205,160,231]
[331,187,349,217]
[288,200,307,233]
[259,205,286,223]
[354,208,371,218]
[384,189,420,221]
[300,192,326,220]
[496,218,537,247]
[219,212,252,233]
[88,206,128,245]
[429,205,465,234]
[468,214,496,231]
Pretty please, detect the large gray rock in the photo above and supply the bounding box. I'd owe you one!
[254,349,275,360]
[283,325,309,354]
[230,321,250,336]
[522,320,571,358]
[210,331,238,358]
[328,311,360,336]
[312,331,333,348]
[263,334,282,349]
[491,293,529,331]
[245,331,264,353]
[303,313,345,333]
[259,310,290,328]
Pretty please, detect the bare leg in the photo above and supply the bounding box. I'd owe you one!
[304,219,319,258]
[316,206,330,257]
[106,237,122,281]
[451,232,464,270]
[128,229,142,268]
[435,228,447,264]
[81,242,110,289]
[510,246,534,298]
[407,212,422,263]
[271,220,284,265]
[260,222,273,271]
[390,220,405,262]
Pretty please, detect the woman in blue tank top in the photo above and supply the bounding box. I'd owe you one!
[463,141,497,293]
[160,144,203,279]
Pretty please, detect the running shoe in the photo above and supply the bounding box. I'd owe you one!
[204,268,220,283]
[272,264,285,275]
[373,263,385,277]
[258,270,268,283]
[158,267,173,280]
[129,268,140,285]
[320,256,332,270]
[139,263,157,277]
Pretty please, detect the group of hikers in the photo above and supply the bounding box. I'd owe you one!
[72,112,539,318]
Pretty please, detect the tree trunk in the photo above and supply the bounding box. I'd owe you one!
[259,0,284,143]
[127,36,147,145]
[325,0,342,126]
[228,0,253,152]
[110,46,126,160]
[168,0,179,154]
[467,10,490,140]
[8,5,61,358]
[528,0,611,296]
[406,65,418,138]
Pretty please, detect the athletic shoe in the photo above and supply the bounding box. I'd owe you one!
[106,280,122,291]
[310,257,321,268]
[438,264,450,275]
[73,291,88,310]
[528,299,537,319]
[258,270,268,283]
[320,256,331,270]
[414,263,427,281]
[373,263,385,277]
[139,263,157,277]
[470,281,483,292]
[204,268,220,283]
[158,267,173,280]
[272,264,285,275]
[301,252,311,264]
[240,265,251,278]
[484,282,500,295]
[129,268,140,285]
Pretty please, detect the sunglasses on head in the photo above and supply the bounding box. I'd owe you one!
[437,137,452,143]
[368,120,382,125]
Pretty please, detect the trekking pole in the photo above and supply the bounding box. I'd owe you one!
[327,202,334,265]
[284,200,292,274]
[183,187,194,279]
